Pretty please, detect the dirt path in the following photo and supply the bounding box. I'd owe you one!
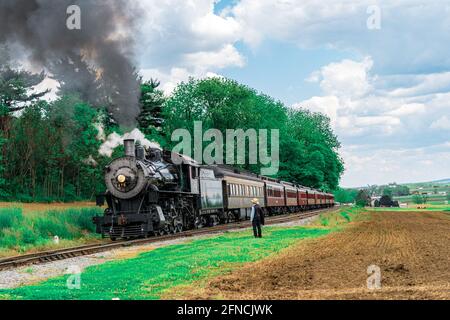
[170,211,450,300]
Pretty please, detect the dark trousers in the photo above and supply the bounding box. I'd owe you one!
[252,219,262,238]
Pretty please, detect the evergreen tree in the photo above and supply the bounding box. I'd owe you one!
[0,48,49,134]
[0,66,49,114]
[138,79,166,137]
[0,129,6,198]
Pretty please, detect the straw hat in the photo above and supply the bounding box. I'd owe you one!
[251,198,259,204]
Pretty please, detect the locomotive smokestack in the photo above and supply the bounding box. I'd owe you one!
[124,139,136,158]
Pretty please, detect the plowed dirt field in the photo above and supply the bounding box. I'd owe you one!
[172,211,450,299]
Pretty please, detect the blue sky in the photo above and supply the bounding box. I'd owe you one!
[137,0,450,187]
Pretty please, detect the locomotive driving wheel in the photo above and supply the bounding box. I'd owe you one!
[157,225,170,236]
[226,211,236,223]
[173,215,184,233]
[169,209,184,233]
[174,221,183,233]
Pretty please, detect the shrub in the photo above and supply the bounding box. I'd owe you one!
[15,194,34,203]
[319,214,329,226]
[19,226,40,245]
[355,189,370,207]
[412,194,427,204]
[34,196,54,204]
[0,228,21,248]
[34,215,74,239]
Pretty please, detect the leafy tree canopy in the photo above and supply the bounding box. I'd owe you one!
[162,77,343,191]
[0,72,345,202]
[355,189,371,207]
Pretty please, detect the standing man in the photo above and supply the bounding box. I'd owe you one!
[250,198,265,238]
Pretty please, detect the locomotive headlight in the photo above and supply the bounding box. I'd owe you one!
[106,157,143,199]
[117,174,126,183]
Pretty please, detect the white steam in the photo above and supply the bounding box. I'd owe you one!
[99,128,161,157]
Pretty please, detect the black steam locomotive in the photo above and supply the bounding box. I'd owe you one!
[93,139,334,240]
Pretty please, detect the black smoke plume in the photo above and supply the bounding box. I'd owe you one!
[0,0,143,127]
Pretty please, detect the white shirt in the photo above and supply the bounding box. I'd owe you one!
[250,205,256,221]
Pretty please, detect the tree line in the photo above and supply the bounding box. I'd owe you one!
[1,60,344,202]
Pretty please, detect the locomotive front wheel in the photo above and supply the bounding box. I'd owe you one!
[175,223,183,233]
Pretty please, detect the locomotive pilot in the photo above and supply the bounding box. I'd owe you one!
[250,198,265,238]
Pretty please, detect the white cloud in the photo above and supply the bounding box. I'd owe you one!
[140,68,192,95]
[296,56,450,140]
[386,103,426,116]
[294,55,450,186]
[340,144,450,187]
[295,57,404,138]
[140,67,223,95]
[136,0,244,93]
[229,0,450,72]
[431,116,450,130]
[230,0,364,47]
[388,72,450,98]
[293,96,339,127]
[183,44,245,70]
[312,57,373,98]
[191,12,241,41]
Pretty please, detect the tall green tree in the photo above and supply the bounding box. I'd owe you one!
[0,67,49,114]
[281,109,343,190]
[0,48,49,138]
[412,194,427,205]
[382,188,393,197]
[3,96,107,201]
[355,189,370,207]
[138,79,166,141]
[0,128,6,198]
[163,77,289,173]
[162,77,344,190]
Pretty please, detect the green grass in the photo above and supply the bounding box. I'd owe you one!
[0,207,102,256]
[0,207,367,301]
[315,207,365,228]
[0,207,23,230]
[0,227,331,300]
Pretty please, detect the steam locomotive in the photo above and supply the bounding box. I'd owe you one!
[93,139,334,240]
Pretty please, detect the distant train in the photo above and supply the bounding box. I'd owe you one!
[94,139,334,240]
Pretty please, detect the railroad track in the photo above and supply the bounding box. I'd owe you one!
[0,207,335,271]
